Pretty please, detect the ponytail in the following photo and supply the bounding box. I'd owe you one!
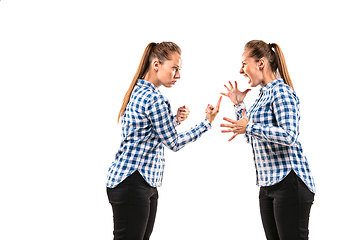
[117,42,157,124]
[117,42,182,124]
[271,43,294,90]
[245,40,294,90]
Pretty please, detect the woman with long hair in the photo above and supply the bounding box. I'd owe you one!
[106,41,222,240]
[220,40,315,240]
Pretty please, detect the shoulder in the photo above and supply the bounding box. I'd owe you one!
[146,90,168,107]
[272,80,299,103]
[133,83,166,106]
[138,88,170,116]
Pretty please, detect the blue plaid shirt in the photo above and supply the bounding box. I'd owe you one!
[106,79,211,188]
[235,79,316,193]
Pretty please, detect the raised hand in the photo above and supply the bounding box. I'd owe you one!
[205,96,222,124]
[220,108,249,141]
[176,105,190,124]
[221,81,251,105]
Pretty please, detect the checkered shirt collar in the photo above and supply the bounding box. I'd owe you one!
[261,79,284,92]
[137,79,161,94]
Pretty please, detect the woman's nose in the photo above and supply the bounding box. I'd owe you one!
[174,70,180,79]
[240,67,244,74]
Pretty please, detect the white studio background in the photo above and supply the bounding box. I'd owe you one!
[0,0,359,239]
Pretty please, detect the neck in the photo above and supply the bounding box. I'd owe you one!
[144,71,161,88]
[260,70,277,87]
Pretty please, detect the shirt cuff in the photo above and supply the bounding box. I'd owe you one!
[173,115,180,127]
[246,122,254,136]
[203,119,212,130]
[234,102,245,111]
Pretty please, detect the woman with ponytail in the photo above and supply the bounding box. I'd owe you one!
[220,40,315,239]
[106,42,222,240]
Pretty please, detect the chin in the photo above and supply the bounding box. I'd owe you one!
[248,80,258,88]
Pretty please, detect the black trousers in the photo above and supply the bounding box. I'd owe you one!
[107,171,158,240]
[259,170,315,240]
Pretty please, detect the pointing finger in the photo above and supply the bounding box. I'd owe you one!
[215,96,222,111]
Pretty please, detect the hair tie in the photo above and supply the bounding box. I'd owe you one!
[268,43,273,49]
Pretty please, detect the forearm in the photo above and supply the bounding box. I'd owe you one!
[166,119,211,152]
[246,122,298,146]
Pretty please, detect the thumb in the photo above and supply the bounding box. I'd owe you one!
[242,108,247,118]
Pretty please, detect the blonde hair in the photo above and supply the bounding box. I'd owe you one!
[244,40,294,90]
[117,42,181,124]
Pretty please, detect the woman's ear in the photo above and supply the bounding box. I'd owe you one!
[153,59,159,72]
[258,58,265,71]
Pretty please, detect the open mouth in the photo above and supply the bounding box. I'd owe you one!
[243,74,251,84]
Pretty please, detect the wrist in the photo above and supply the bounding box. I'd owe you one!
[205,117,213,124]
[234,101,243,107]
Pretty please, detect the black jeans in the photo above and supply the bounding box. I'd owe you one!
[259,170,315,240]
[107,171,158,240]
